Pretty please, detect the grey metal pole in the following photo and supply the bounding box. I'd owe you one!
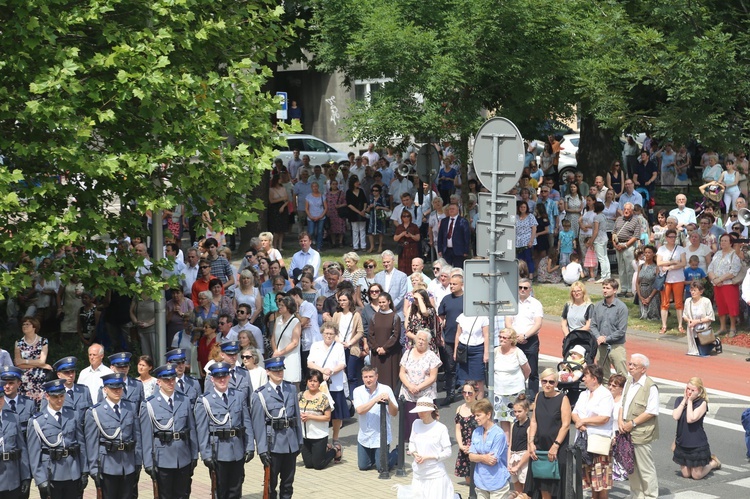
[378,401,390,479]
[487,136,499,406]
[153,209,167,363]
[395,395,407,477]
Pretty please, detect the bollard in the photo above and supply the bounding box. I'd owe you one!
[395,395,407,477]
[378,400,390,479]
[468,462,477,499]
[562,445,584,499]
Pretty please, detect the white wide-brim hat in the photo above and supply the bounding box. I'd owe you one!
[409,396,436,413]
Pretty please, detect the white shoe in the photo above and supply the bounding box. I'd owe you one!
[595,278,605,283]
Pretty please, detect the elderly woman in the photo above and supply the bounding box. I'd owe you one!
[242,346,267,389]
[527,368,572,499]
[394,209,421,274]
[454,313,490,399]
[342,251,365,284]
[408,395,455,499]
[657,216,686,248]
[130,292,157,358]
[232,269,262,325]
[672,377,721,480]
[656,229,687,334]
[307,322,347,456]
[572,365,615,498]
[298,369,338,469]
[708,233,742,337]
[400,329,442,442]
[683,281,717,357]
[193,290,219,329]
[493,328,530,440]
[166,287,193,348]
[561,282,592,337]
[14,317,52,406]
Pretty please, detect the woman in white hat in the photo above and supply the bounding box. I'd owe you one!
[408,396,455,499]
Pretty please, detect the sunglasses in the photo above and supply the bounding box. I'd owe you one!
[369,289,380,294]
[462,391,475,395]
[241,355,253,360]
[236,310,247,314]
[364,265,375,269]
[199,265,210,269]
[541,379,556,385]
[518,286,530,290]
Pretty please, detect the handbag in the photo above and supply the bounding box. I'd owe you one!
[697,328,716,345]
[456,342,469,364]
[653,272,666,291]
[531,451,560,480]
[612,432,635,474]
[587,433,613,455]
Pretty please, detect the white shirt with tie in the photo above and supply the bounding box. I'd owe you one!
[446,217,456,248]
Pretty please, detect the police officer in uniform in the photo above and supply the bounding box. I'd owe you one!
[0,388,32,499]
[194,362,254,499]
[84,373,142,499]
[96,352,145,408]
[40,357,93,415]
[203,341,252,402]
[140,364,198,499]
[250,357,303,499]
[28,379,88,499]
[2,366,35,434]
[164,349,199,407]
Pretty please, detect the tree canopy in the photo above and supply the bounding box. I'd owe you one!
[0,0,298,298]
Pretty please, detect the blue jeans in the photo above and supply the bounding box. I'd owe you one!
[345,348,364,396]
[357,443,397,472]
[307,217,325,249]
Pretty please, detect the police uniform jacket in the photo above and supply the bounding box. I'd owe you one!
[84,399,143,476]
[3,394,35,433]
[174,374,200,407]
[0,410,31,492]
[40,384,93,416]
[203,367,252,401]
[27,406,87,484]
[140,391,198,470]
[250,381,303,455]
[96,377,144,408]
[194,388,254,463]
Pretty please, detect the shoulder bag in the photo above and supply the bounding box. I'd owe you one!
[653,246,676,291]
[612,432,636,474]
[531,451,560,480]
[455,317,478,365]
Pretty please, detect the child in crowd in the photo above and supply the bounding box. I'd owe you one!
[683,255,707,300]
[535,247,562,284]
[508,394,531,494]
[583,237,598,282]
[561,252,584,286]
[315,295,326,327]
[558,219,576,267]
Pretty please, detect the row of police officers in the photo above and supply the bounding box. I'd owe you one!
[0,342,303,499]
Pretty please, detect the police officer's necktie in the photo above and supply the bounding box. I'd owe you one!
[179,379,185,392]
[276,385,283,399]
[67,390,73,399]
[55,411,61,424]
[231,370,236,382]
[113,403,121,418]
[168,398,174,411]
[123,384,128,395]
[9,399,16,412]
[222,393,228,405]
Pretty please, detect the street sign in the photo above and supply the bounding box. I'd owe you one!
[276,91,288,120]
[472,117,525,194]
[463,259,519,317]
[475,193,516,259]
[416,144,440,185]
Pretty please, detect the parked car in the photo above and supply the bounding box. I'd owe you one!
[557,133,580,182]
[275,134,350,166]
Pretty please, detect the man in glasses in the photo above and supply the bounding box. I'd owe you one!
[503,278,543,399]
[618,354,659,499]
[612,202,640,298]
[589,278,629,385]
[216,314,238,344]
[230,304,264,357]
[669,193,696,231]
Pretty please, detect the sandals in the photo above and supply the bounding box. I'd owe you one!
[714,339,723,354]
[712,455,721,470]
[729,330,737,338]
[715,330,727,337]
[333,440,343,463]
[659,326,667,335]
[678,325,685,334]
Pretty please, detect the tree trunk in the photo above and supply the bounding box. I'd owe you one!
[578,112,619,180]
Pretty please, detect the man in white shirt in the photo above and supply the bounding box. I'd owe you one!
[669,193,697,230]
[362,143,380,169]
[428,264,452,309]
[503,278,543,399]
[77,343,113,404]
[163,242,187,299]
[619,354,660,499]
[216,314,238,344]
[134,242,152,283]
[389,170,414,208]
[231,304,264,357]
[289,289,321,382]
[594,176,608,202]
[353,366,398,472]
[390,192,423,228]
[289,232,321,279]
[183,248,200,296]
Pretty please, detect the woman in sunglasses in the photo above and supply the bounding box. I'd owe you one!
[355,259,378,308]
[241,346,267,390]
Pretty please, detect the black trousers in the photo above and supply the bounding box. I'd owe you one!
[101,472,137,499]
[2,487,20,499]
[300,437,335,470]
[443,248,466,269]
[439,342,457,396]
[156,465,193,499]
[518,339,540,400]
[216,460,244,499]
[269,451,297,499]
[42,480,81,499]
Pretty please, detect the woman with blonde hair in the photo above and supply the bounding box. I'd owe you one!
[493,328,530,440]
[342,252,364,284]
[561,282,592,337]
[258,232,285,269]
[233,269,262,325]
[672,377,721,480]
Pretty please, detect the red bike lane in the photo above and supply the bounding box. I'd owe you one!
[536,317,750,395]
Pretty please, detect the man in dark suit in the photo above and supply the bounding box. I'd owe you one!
[437,203,471,268]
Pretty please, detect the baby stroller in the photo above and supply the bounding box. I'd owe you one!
[557,330,599,407]
[635,186,656,224]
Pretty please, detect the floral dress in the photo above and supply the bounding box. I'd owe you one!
[638,263,660,320]
[405,307,439,353]
[565,195,583,236]
[17,336,49,407]
[367,195,388,235]
[326,190,347,234]
[454,410,477,478]
[535,256,562,284]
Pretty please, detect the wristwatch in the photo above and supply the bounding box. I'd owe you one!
[631,420,638,429]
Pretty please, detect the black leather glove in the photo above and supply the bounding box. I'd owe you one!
[135,467,141,480]
[21,480,31,495]
[203,459,216,471]
[80,473,89,490]
[145,467,154,478]
[191,459,198,471]
[244,450,255,463]
[259,452,271,467]
[93,473,102,488]
[37,481,48,497]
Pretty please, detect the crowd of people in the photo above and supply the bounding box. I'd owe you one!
[0,139,733,499]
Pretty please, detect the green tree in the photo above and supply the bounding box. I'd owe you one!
[0,0,298,298]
